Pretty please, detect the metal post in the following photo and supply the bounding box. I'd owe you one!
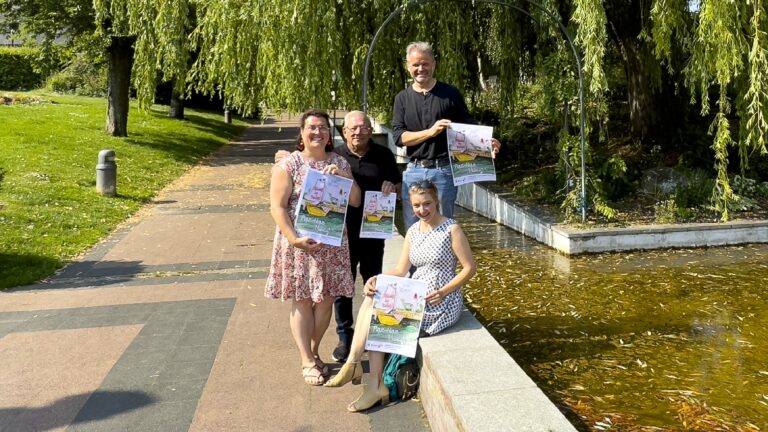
[332,70,338,144]
[224,106,232,124]
[96,149,117,197]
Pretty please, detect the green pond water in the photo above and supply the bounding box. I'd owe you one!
[456,209,768,430]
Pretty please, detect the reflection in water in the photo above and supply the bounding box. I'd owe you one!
[457,208,768,431]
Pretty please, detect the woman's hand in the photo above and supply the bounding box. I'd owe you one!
[291,236,321,252]
[322,164,351,179]
[363,276,378,297]
[425,288,446,305]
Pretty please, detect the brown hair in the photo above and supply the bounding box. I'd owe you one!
[295,109,333,152]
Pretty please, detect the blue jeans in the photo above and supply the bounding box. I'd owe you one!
[401,163,457,229]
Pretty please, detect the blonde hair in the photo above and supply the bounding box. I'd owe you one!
[408,180,440,211]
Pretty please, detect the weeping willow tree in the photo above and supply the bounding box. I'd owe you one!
[93,0,193,135]
[144,0,768,220]
[5,0,765,218]
[186,0,610,219]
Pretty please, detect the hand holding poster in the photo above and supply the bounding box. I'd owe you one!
[447,123,497,186]
[359,191,397,240]
[365,275,427,358]
[294,168,353,246]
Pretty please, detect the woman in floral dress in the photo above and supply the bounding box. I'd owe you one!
[266,110,361,385]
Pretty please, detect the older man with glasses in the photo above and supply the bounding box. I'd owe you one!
[276,110,401,362]
[393,41,500,229]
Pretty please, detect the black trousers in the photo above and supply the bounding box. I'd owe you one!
[335,236,385,341]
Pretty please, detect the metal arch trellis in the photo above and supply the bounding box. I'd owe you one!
[361,0,589,222]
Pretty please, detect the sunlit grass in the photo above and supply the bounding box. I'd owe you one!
[0,92,248,288]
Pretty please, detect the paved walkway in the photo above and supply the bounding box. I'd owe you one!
[0,116,429,432]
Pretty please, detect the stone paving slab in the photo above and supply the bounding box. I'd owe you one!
[0,326,143,432]
[1,116,429,432]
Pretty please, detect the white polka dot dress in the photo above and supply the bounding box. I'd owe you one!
[408,218,463,335]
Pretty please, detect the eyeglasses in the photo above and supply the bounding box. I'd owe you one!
[306,125,330,133]
[345,126,371,133]
[409,180,436,190]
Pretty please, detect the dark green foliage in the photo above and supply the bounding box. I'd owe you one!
[0,47,42,90]
[46,52,108,97]
[593,155,629,201]
[673,169,716,209]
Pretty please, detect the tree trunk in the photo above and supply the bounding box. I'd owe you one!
[169,86,185,119]
[605,1,677,146]
[106,36,136,137]
[623,43,665,142]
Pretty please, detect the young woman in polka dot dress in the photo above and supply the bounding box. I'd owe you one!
[325,180,476,412]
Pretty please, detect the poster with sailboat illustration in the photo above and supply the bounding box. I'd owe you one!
[359,191,397,240]
[447,123,496,186]
[365,275,427,358]
[294,168,353,247]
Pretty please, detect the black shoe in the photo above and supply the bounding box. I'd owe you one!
[331,340,350,362]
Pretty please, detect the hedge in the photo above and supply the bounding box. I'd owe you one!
[0,47,42,91]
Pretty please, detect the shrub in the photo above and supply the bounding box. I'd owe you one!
[46,52,107,97]
[654,198,678,224]
[0,47,42,90]
[731,174,768,199]
[673,169,715,208]
[2,93,50,105]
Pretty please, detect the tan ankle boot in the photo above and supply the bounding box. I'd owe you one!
[324,361,362,387]
[347,384,390,412]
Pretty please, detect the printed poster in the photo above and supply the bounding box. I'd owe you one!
[294,168,353,247]
[365,275,428,358]
[447,123,496,186]
[359,191,397,240]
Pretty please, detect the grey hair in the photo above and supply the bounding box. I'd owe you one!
[405,41,435,61]
[343,110,372,128]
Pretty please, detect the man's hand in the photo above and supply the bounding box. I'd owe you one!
[381,181,396,196]
[274,150,290,164]
[491,138,501,159]
[429,119,452,137]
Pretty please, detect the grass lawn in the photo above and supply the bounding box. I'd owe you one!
[0,92,249,289]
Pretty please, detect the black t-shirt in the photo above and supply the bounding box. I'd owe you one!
[391,81,475,161]
[333,143,402,235]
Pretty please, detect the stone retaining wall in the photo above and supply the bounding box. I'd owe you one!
[456,183,768,255]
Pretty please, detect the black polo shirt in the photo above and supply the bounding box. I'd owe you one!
[333,142,402,235]
[391,81,475,161]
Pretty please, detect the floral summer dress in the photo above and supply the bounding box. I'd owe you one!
[265,151,354,302]
[408,218,463,335]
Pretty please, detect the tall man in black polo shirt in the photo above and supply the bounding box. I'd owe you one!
[392,41,500,228]
[275,111,401,362]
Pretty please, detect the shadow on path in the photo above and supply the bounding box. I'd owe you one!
[0,390,154,431]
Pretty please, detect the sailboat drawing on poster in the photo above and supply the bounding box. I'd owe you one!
[294,168,353,246]
[360,191,396,239]
[447,123,496,186]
